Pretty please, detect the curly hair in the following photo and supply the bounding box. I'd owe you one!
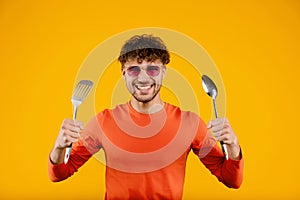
[118,34,170,69]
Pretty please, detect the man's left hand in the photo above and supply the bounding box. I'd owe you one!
[207,118,241,160]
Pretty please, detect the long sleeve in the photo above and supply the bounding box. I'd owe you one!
[48,140,93,182]
[199,143,244,188]
[192,118,244,188]
[48,116,102,182]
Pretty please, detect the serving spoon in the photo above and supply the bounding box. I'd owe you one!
[202,75,228,160]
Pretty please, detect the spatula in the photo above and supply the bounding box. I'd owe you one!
[64,80,94,164]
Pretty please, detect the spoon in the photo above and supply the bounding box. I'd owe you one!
[202,75,228,160]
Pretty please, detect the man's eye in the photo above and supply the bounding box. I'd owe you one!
[147,66,160,71]
[128,66,140,72]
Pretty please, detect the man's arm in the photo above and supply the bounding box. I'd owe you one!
[48,139,94,182]
[193,118,244,188]
[199,141,244,188]
[50,119,83,164]
[48,117,101,182]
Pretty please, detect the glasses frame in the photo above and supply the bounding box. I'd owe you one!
[123,65,165,77]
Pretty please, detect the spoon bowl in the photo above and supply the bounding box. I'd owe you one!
[202,75,218,100]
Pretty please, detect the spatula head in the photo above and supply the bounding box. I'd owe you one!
[71,80,93,102]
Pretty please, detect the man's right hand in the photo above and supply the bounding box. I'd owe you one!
[50,119,84,164]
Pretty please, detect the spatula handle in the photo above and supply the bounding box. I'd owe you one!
[64,146,72,163]
[64,105,78,164]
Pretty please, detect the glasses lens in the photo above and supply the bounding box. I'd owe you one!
[126,65,161,77]
[146,66,160,76]
[127,66,140,77]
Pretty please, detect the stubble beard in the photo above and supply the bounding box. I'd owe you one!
[132,83,162,103]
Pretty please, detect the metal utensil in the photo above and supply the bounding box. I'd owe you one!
[202,75,228,160]
[64,80,94,163]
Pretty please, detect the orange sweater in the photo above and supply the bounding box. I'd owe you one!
[48,103,244,199]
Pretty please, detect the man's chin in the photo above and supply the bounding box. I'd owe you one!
[133,95,154,103]
[131,85,161,103]
[132,91,159,103]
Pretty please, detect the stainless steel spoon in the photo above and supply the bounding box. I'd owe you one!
[202,75,228,160]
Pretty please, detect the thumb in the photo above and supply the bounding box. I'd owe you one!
[207,121,212,129]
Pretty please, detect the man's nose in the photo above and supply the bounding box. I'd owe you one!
[137,68,149,82]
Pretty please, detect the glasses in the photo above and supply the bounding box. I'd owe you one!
[124,65,163,77]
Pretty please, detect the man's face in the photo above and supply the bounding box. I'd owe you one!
[122,59,166,103]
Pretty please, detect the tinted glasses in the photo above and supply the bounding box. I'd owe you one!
[125,65,162,77]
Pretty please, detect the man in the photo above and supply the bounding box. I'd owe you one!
[48,34,244,199]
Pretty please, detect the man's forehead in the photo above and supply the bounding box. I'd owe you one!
[124,59,163,66]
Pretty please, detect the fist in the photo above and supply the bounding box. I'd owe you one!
[207,118,241,160]
[55,119,84,149]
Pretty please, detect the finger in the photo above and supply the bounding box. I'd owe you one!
[60,128,80,139]
[74,120,84,130]
[67,124,81,133]
[211,123,229,133]
[211,119,230,132]
[210,118,228,126]
[62,119,76,126]
[57,132,79,148]
[215,127,233,141]
[62,121,82,133]
[62,134,79,146]
[217,130,237,145]
[62,119,84,129]
[208,119,226,129]
[217,134,231,144]
[207,121,212,129]
[213,129,223,138]
[66,129,80,139]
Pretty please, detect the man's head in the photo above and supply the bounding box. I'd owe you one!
[118,34,170,70]
[118,34,170,104]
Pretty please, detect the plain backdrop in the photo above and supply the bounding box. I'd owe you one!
[0,0,299,199]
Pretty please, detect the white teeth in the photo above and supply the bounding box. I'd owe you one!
[137,85,151,90]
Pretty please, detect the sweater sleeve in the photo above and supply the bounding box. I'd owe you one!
[48,116,102,182]
[192,118,244,188]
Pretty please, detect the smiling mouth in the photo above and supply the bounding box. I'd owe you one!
[135,84,154,90]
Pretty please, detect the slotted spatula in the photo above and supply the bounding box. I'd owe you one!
[64,80,94,163]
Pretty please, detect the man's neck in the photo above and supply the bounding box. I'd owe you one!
[130,98,165,114]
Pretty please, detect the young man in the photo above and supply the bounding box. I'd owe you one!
[48,34,244,199]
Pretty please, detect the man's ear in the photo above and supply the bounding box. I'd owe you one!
[121,67,125,78]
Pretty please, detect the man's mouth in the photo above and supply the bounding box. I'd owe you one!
[134,84,154,91]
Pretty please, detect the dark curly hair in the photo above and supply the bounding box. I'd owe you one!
[118,34,170,70]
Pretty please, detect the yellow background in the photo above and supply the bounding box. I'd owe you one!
[1,0,299,199]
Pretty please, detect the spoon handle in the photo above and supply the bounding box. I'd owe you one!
[220,142,229,160]
[213,99,228,160]
[213,99,219,118]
